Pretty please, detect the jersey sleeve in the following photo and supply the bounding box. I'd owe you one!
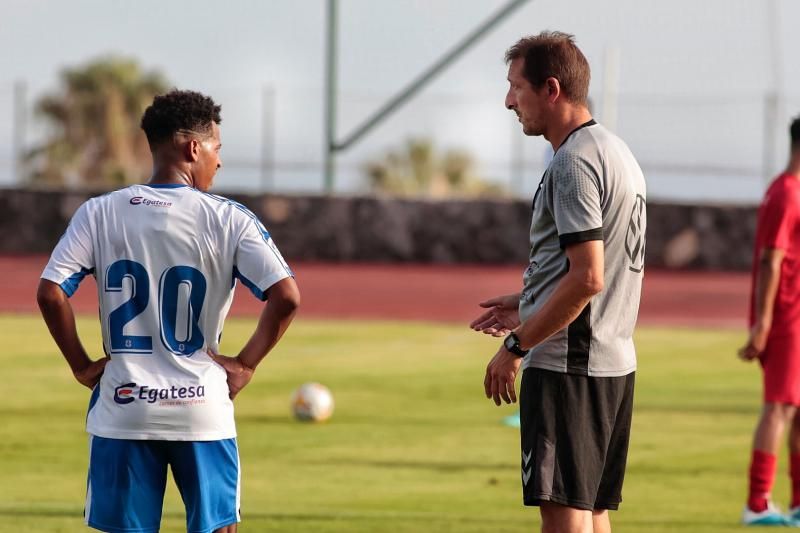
[41,200,96,297]
[759,187,798,250]
[551,152,604,248]
[233,210,293,301]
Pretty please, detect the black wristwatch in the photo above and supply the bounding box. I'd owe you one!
[503,332,528,357]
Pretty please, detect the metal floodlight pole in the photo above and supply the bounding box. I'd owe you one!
[763,92,778,182]
[601,45,620,133]
[763,0,783,182]
[323,0,338,193]
[323,0,531,192]
[12,80,27,183]
[260,85,275,191]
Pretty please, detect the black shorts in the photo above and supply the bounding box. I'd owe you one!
[519,368,635,511]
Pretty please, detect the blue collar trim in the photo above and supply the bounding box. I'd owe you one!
[144,183,189,189]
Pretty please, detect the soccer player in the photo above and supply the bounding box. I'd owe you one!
[739,116,800,526]
[470,32,646,533]
[36,90,300,533]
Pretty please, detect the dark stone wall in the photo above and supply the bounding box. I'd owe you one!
[646,203,757,271]
[0,188,758,271]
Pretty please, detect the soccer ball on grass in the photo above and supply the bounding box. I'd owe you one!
[290,382,334,422]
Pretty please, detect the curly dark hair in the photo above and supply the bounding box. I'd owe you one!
[140,89,222,147]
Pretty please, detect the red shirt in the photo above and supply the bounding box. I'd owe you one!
[750,173,800,335]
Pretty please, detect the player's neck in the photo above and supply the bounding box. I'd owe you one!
[148,167,194,188]
[547,107,593,152]
[785,153,800,178]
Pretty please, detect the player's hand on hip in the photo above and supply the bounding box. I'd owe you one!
[470,293,521,337]
[484,347,523,406]
[210,351,255,400]
[73,357,108,389]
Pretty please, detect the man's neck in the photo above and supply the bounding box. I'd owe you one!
[148,166,193,187]
[786,153,800,178]
[546,106,593,152]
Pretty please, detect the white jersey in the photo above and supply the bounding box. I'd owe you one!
[41,183,293,440]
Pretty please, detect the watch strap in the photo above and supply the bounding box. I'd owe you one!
[504,332,527,357]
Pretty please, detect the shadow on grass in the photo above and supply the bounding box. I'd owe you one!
[303,457,515,473]
[618,518,735,528]
[235,414,297,424]
[236,413,492,428]
[0,507,524,526]
[237,510,524,526]
[0,508,80,519]
[635,402,757,416]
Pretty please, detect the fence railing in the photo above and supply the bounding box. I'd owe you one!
[1,82,797,204]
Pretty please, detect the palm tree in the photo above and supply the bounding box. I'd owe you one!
[364,138,506,197]
[27,56,168,188]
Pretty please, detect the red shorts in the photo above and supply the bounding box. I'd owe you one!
[761,333,800,405]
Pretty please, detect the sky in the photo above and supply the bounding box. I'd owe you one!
[2,0,799,203]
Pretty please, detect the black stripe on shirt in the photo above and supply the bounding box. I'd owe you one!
[559,227,604,249]
[566,302,591,375]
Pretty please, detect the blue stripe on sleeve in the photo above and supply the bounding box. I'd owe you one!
[228,202,293,277]
[197,190,272,243]
[199,191,292,277]
[231,202,272,241]
[59,267,95,297]
[233,266,268,301]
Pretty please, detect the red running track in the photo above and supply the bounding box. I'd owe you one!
[0,256,749,329]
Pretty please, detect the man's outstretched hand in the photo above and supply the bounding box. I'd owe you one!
[470,293,521,337]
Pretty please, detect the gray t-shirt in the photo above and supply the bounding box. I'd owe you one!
[519,120,646,377]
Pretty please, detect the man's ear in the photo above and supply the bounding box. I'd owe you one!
[545,77,561,104]
[186,138,201,162]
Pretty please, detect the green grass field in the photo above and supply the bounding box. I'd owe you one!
[0,313,781,532]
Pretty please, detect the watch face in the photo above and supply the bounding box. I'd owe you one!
[504,336,514,350]
[504,334,525,356]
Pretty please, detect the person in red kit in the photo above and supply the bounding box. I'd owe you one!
[740,115,800,526]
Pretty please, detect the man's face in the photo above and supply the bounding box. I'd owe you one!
[193,122,222,191]
[505,58,548,137]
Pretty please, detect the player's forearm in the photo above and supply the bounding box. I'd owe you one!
[36,280,92,374]
[754,254,783,329]
[238,278,300,369]
[514,268,602,351]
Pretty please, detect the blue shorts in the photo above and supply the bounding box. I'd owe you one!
[85,436,240,533]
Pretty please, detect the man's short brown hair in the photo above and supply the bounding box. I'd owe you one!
[505,31,590,105]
